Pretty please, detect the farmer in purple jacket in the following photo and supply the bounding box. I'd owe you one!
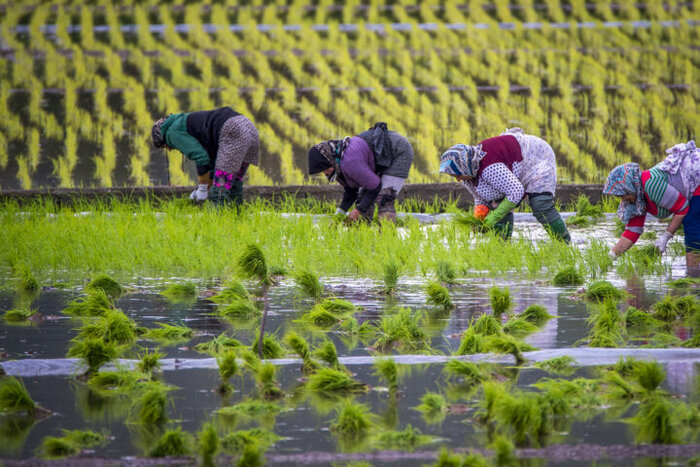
[307,123,413,222]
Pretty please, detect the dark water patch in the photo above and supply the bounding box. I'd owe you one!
[31,136,62,188]
[112,134,132,187]
[72,138,99,187]
[0,141,23,189]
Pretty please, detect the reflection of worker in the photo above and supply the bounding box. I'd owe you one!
[604,141,700,273]
[440,128,570,242]
[151,107,259,205]
[307,123,413,222]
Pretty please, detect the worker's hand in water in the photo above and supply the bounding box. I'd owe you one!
[655,231,673,254]
[190,184,209,202]
[347,208,362,222]
[608,249,618,261]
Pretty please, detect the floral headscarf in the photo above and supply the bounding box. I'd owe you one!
[439,144,486,178]
[603,163,646,223]
[151,117,167,148]
[656,140,700,197]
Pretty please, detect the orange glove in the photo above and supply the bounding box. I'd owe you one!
[473,204,489,220]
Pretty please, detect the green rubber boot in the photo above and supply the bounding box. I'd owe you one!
[493,212,514,240]
[208,185,232,206]
[545,218,571,243]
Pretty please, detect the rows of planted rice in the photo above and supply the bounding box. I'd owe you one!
[0,1,698,188]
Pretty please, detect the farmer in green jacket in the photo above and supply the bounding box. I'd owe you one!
[151,107,259,205]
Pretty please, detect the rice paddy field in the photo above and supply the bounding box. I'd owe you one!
[1,198,699,465]
[0,1,698,189]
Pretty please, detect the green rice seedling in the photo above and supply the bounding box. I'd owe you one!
[235,443,265,467]
[330,401,373,436]
[373,424,432,450]
[88,370,140,390]
[217,351,239,394]
[197,423,219,467]
[294,268,324,301]
[674,294,700,319]
[435,260,458,285]
[256,363,284,400]
[415,392,447,415]
[614,219,626,237]
[472,314,502,336]
[502,317,538,336]
[611,356,643,377]
[373,308,430,353]
[338,316,377,337]
[495,391,541,446]
[209,280,249,303]
[485,335,534,365]
[634,361,665,393]
[552,266,583,286]
[16,265,39,295]
[631,397,680,444]
[586,300,625,348]
[519,304,553,325]
[477,382,508,424]
[251,333,284,359]
[426,282,453,311]
[585,280,624,302]
[455,327,486,355]
[488,435,516,466]
[195,335,242,356]
[624,307,663,330]
[652,295,680,322]
[0,377,41,416]
[160,281,197,300]
[222,428,280,454]
[573,194,604,219]
[67,337,120,374]
[489,286,511,316]
[219,299,262,318]
[237,244,273,286]
[668,277,700,288]
[454,211,486,231]
[86,274,123,298]
[641,332,683,348]
[431,448,489,467]
[534,356,577,374]
[299,305,343,327]
[318,298,356,314]
[681,335,700,348]
[314,340,342,370]
[137,348,164,376]
[604,371,638,400]
[306,368,367,393]
[284,330,319,373]
[373,357,399,394]
[444,360,488,388]
[2,306,36,323]
[565,214,591,228]
[148,428,193,457]
[144,322,193,343]
[63,289,112,317]
[79,309,137,345]
[132,385,169,425]
[381,260,400,295]
[268,265,287,276]
[217,399,283,418]
[39,436,79,459]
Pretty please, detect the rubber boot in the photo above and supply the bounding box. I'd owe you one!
[493,211,514,240]
[545,218,571,243]
[377,188,397,222]
[529,192,571,243]
[208,185,232,206]
[230,180,244,206]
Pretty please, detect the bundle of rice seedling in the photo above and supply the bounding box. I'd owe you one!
[519,304,553,324]
[435,260,458,285]
[330,401,373,436]
[209,280,249,303]
[373,357,398,393]
[250,333,284,359]
[552,266,583,286]
[489,286,511,316]
[63,289,112,317]
[86,274,123,298]
[148,428,193,457]
[160,281,197,300]
[426,282,453,311]
[306,368,367,393]
[381,260,400,295]
[294,268,324,301]
[585,280,624,302]
[219,299,261,318]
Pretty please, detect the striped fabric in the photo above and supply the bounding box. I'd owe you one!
[623,168,691,243]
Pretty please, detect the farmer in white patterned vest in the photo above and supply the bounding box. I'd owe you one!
[151,107,259,206]
[440,128,570,242]
[604,141,700,274]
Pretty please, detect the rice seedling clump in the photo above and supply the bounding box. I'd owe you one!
[585,280,624,302]
[381,260,400,295]
[210,280,249,303]
[86,274,123,298]
[0,377,38,415]
[148,428,193,457]
[489,286,512,316]
[294,268,324,301]
[552,266,583,286]
[2,306,36,323]
[250,333,284,359]
[330,401,373,436]
[426,282,453,311]
[63,289,112,317]
[519,304,553,324]
[306,368,367,393]
[222,429,280,454]
[373,357,399,393]
[160,281,197,300]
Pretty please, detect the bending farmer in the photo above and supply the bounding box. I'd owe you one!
[307,122,413,222]
[440,128,570,242]
[604,141,700,272]
[151,106,259,205]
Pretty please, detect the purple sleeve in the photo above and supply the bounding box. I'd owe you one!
[340,138,381,190]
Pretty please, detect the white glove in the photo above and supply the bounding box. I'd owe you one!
[609,249,618,261]
[655,231,673,253]
[335,207,347,215]
[189,184,209,202]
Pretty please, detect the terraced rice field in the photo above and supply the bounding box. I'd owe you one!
[0,1,698,188]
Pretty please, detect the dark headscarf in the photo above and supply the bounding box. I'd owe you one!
[307,138,350,182]
[151,117,167,148]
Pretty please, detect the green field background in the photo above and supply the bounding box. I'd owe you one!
[0,0,698,189]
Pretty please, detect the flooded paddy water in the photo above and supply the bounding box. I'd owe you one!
[1,211,699,465]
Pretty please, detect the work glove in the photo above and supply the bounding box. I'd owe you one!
[654,231,673,254]
[608,249,618,261]
[473,204,489,220]
[483,199,518,228]
[189,184,209,202]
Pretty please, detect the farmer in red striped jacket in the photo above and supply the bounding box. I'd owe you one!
[604,141,700,273]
